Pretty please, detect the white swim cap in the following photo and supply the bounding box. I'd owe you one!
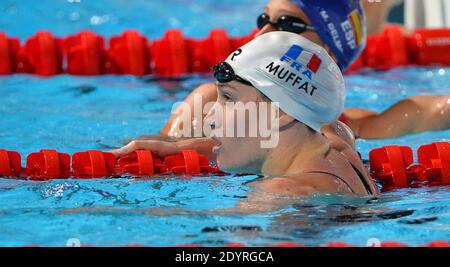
[224,31,345,132]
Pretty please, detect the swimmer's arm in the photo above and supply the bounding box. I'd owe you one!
[109,138,218,160]
[160,83,218,136]
[348,95,450,139]
[348,99,418,139]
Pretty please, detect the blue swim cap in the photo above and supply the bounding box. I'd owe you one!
[291,0,367,70]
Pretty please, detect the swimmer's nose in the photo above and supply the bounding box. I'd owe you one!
[254,24,277,37]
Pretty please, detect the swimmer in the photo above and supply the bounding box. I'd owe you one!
[111,32,379,206]
[158,0,450,140]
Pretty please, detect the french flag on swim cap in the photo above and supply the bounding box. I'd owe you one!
[290,0,367,71]
[281,45,322,73]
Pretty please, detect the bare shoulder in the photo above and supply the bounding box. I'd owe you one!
[321,121,356,151]
[249,173,353,196]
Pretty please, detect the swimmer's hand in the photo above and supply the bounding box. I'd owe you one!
[109,140,179,158]
[109,137,218,160]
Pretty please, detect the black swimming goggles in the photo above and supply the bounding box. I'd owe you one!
[257,13,315,34]
[213,62,253,86]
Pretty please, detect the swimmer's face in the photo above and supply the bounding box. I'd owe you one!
[256,0,337,62]
[204,81,273,174]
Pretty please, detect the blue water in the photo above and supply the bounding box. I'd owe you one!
[1,0,450,247]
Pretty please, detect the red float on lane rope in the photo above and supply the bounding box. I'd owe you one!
[65,31,105,75]
[203,29,232,69]
[165,150,202,175]
[369,142,450,190]
[425,241,450,247]
[72,150,117,178]
[0,150,22,177]
[0,33,20,75]
[408,28,450,66]
[117,150,167,176]
[418,142,450,185]
[107,30,150,76]
[369,145,413,189]
[0,148,223,179]
[21,31,63,76]
[2,26,450,76]
[379,241,408,247]
[272,242,306,247]
[164,150,221,175]
[150,29,189,77]
[0,142,448,185]
[25,149,71,180]
[324,242,353,247]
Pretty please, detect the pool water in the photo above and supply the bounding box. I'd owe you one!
[0,0,450,247]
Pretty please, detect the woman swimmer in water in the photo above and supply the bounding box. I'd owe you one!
[111,32,379,209]
[157,0,450,140]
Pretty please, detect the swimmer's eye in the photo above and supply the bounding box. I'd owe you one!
[222,92,232,101]
[218,86,233,101]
